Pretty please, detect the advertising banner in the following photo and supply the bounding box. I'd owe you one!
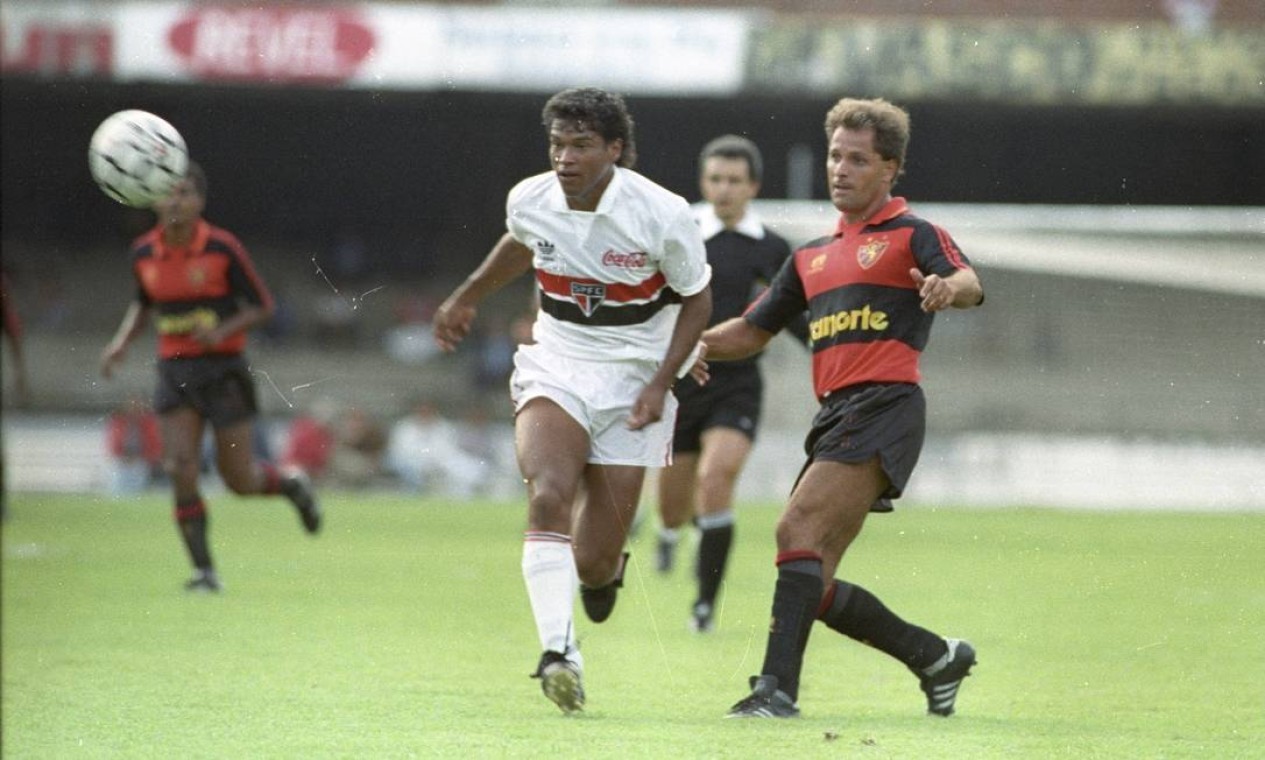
[4,2,751,94]
[4,2,1261,105]
[747,19,1265,106]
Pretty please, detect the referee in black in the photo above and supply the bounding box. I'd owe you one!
[655,134,807,632]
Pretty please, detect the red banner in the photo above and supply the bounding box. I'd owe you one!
[167,7,373,83]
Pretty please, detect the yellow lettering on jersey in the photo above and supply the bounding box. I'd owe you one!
[809,305,889,341]
[156,308,219,335]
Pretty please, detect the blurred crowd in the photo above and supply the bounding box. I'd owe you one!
[103,394,514,499]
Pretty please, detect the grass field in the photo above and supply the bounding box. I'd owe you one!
[3,491,1263,758]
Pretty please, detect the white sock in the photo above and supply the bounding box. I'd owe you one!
[522,532,579,659]
[695,510,735,531]
[659,527,680,544]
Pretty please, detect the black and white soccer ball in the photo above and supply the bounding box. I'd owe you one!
[88,109,189,208]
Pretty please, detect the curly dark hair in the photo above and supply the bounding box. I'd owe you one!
[823,98,911,186]
[541,87,637,169]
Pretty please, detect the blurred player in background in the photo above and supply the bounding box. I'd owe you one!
[2,269,30,519]
[705,98,984,718]
[99,162,321,593]
[655,135,808,633]
[433,87,712,714]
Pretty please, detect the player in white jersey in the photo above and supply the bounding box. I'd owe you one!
[433,87,712,714]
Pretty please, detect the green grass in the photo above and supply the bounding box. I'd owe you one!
[3,492,1263,759]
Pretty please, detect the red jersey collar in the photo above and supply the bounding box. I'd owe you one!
[153,219,210,259]
[833,197,909,237]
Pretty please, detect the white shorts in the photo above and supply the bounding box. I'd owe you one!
[510,343,676,467]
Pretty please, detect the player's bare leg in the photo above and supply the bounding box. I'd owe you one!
[160,408,218,591]
[517,399,590,712]
[655,452,697,573]
[573,463,644,623]
[691,427,752,631]
[214,420,320,534]
[732,457,975,717]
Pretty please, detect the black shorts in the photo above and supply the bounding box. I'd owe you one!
[154,355,258,429]
[799,382,926,511]
[672,366,763,454]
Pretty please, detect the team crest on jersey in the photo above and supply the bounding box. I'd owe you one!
[570,282,606,316]
[857,238,890,269]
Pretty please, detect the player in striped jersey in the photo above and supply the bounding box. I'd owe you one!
[707,98,984,719]
[99,162,321,593]
[433,88,712,713]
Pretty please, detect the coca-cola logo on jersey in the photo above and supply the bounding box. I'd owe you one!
[602,250,648,269]
[168,7,374,83]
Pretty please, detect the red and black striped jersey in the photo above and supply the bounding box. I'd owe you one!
[130,219,274,359]
[745,197,973,400]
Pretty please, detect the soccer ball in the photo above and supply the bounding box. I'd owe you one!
[88,109,189,208]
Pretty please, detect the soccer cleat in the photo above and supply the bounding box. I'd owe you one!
[725,675,800,718]
[689,600,714,633]
[579,551,628,623]
[282,469,322,534]
[532,650,585,714]
[184,569,223,593]
[656,534,676,574]
[915,638,977,716]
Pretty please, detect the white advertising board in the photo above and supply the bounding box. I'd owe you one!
[3,2,752,94]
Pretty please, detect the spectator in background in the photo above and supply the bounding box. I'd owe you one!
[105,396,164,494]
[470,316,518,393]
[2,270,29,405]
[2,269,29,520]
[385,398,488,498]
[282,397,339,482]
[327,405,388,489]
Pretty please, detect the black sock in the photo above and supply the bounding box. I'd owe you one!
[758,554,823,702]
[174,498,213,571]
[695,512,734,607]
[819,580,947,670]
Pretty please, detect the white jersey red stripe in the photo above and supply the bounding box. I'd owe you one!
[535,270,669,304]
[507,167,711,363]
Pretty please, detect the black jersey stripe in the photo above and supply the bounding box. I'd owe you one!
[539,288,681,326]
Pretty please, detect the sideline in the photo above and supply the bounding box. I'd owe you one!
[5,413,1262,511]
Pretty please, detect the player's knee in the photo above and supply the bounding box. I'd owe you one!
[774,507,818,551]
[218,470,256,495]
[526,486,572,531]
[574,549,618,587]
[697,475,737,507]
[163,453,199,484]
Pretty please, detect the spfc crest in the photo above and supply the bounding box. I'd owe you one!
[856,238,889,269]
[571,282,606,317]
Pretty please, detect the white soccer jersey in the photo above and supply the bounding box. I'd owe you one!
[507,167,711,364]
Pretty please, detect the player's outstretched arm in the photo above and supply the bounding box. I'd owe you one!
[910,267,983,312]
[195,301,274,347]
[434,234,533,352]
[628,285,712,430]
[100,300,150,379]
[701,316,774,363]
